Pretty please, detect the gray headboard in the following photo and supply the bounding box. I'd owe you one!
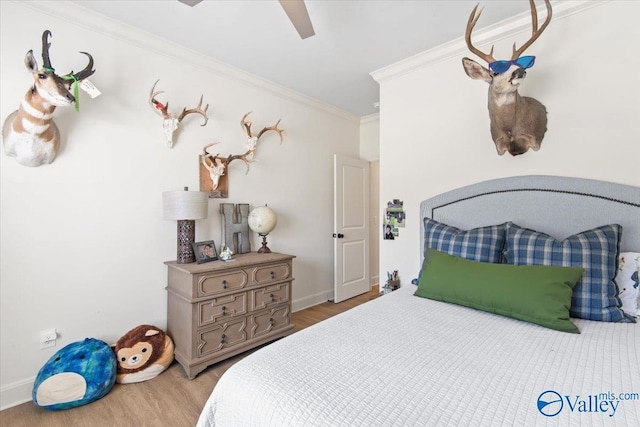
[419,175,640,263]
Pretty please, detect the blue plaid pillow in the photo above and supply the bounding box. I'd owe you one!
[505,222,632,323]
[423,218,506,263]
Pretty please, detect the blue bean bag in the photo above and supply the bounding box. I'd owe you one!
[32,338,116,410]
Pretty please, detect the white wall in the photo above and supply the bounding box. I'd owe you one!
[373,1,640,291]
[359,113,380,162]
[0,1,360,408]
[360,114,380,285]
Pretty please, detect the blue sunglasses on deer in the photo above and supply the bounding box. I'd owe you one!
[488,56,536,74]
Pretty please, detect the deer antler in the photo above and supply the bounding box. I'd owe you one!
[177,95,209,126]
[511,0,552,60]
[464,4,496,64]
[203,113,285,190]
[257,119,284,142]
[202,142,252,175]
[240,111,254,137]
[240,112,284,142]
[149,79,169,119]
[225,151,253,174]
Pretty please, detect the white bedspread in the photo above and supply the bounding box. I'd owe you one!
[197,285,640,426]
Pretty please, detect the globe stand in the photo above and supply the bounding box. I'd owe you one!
[257,233,272,253]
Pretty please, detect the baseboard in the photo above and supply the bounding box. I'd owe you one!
[1,377,34,411]
[292,290,330,312]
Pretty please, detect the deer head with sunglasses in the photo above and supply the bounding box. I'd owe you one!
[2,30,95,166]
[462,0,552,156]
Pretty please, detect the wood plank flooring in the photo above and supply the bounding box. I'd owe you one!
[0,286,378,427]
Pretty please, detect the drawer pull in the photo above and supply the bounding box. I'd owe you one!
[270,271,275,279]
[221,306,226,315]
[222,280,227,289]
[270,293,275,302]
[269,318,275,326]
[220,334,226,343]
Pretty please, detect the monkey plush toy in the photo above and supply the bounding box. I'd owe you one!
[114,325,174,384]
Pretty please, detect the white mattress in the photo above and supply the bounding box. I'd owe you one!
[197,285,640,426]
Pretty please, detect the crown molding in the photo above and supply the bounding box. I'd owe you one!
[360,113,380,125]
[10,1,359,123]
[371,1,607,84]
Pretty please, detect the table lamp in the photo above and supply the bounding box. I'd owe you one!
[248,205,278,253]
[163,186,209,263]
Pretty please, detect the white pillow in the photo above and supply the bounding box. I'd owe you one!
[616,252,640,318]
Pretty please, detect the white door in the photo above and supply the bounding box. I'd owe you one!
[333,154,370,303]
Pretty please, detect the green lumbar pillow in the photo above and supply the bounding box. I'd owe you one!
[415,248,585,333]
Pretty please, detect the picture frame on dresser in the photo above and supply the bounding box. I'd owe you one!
[193,240,218,263]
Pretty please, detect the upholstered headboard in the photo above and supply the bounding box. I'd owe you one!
[419,176,640,264]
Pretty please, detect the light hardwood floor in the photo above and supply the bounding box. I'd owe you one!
[0,286,379,427]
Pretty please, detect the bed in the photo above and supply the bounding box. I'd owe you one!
[197,175,640,426]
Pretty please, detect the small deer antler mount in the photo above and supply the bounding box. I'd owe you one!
[148,79,209,148]
[200,112,285,198]
[462,0,552,156]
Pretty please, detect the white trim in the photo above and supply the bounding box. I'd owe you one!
[371,1,607,83]
[0,377,34,411]
[292,290,330,313]
[360,113,380,125]
[14,1,359,123]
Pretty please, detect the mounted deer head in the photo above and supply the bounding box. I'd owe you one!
[148,79,209,148]
[462,0,552,156]
[2,30,95,166]
[201,112,284,191]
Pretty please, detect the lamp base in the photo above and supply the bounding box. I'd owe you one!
[257,234,271,254]
[177,220,196,263]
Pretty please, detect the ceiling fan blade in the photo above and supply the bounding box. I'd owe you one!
[278,0,315,39]
[178,0,203,6]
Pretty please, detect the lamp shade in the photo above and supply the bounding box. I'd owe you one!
[163,189,208,220]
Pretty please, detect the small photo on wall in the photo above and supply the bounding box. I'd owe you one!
[383,222,397,240]
[386,199,405,228]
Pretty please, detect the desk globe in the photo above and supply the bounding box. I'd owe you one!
[248,206,277,253]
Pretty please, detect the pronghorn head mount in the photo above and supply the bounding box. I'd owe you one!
[1,30,95,167]
[148,80,209,148]
[462,0,552,156]
[200,112,284,197]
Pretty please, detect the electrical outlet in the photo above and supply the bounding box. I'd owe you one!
[40,328,57,349]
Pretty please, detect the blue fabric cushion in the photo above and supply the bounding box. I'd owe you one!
[423,218,506,263]
[505,222,633,323]
[33,338,116,410]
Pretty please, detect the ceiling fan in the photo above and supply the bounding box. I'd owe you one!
[177,0,315,39]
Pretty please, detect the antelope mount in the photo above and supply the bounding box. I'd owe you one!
[462,0,552,156]
[2,30,95,167]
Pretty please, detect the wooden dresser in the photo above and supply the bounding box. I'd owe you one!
[165,252,295,379]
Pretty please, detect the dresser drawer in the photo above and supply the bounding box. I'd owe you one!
[254,262,291,285]
[251,304,291,338]
[251,283,290,311]
[198,293,248,327]
[198,269,248,297]
[197,317,247,357]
